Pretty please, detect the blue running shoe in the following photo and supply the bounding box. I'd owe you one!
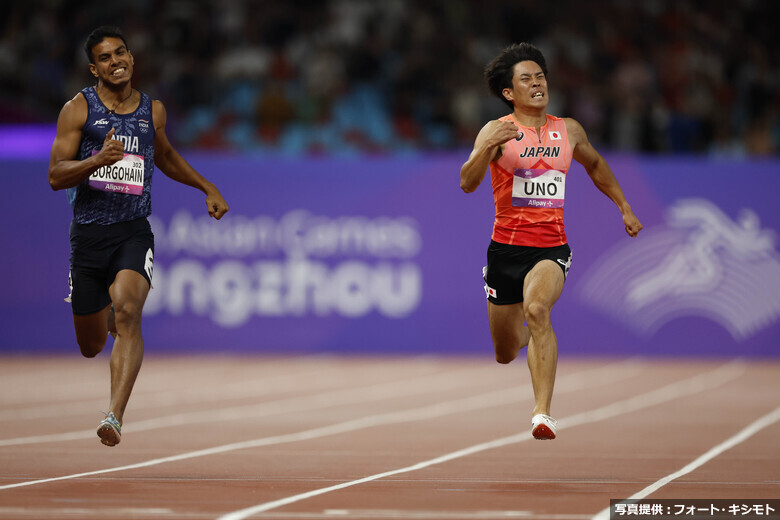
[97,412,121,446]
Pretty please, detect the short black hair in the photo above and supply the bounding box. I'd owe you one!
[484,43,548,110]
[84,26,128,64]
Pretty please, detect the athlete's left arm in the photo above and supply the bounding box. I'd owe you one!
[153,100,229,220]
[567,118,642,237]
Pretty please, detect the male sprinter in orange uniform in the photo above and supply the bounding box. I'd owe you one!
[460,43,642,439]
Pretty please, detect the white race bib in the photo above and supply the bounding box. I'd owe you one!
[88,153,145,195]
[512,169,566,209]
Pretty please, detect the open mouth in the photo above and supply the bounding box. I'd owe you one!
[111,67,126,76]
[532,92,544,99]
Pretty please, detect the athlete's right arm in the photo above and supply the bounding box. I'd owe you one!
[459,120,521,193]
[48,95,124,191]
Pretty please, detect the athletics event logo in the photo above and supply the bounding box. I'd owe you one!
[578,198,780,340]
[144,209,423,327]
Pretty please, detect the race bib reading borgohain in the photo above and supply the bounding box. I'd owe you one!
[88,152,145,195]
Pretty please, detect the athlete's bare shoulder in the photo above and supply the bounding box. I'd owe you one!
[474,119,500,141]
[61,92,88,115]
[151,99,167,130]
[563,117,587,146]
[56,92,88,131]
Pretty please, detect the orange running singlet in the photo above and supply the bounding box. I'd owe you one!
[489,114,573,247]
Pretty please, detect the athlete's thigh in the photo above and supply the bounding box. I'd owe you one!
[109,269,150,312]
[523,260,565,309]
[487,300,526,347]
[108,223,153,310]
[108,221,154,289]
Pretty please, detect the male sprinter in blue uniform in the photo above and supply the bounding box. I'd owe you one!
[49,26,229,446]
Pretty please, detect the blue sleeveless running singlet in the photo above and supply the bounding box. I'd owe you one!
[68,86,156,225]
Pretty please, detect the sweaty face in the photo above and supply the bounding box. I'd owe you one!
[89,38,134,85]
[503,60,548,111]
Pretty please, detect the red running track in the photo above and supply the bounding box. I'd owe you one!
[0,355,777,519]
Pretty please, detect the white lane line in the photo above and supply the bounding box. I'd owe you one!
[0,507,591,519]
[0,356,449,416]
[0,356,449,407]
[590,404,780,520]
[0,364,498,446]
[318,511,593,519]
[0,360,640,490]
[321,511,538,518]
[0,357,364,406]
[215,361,745,520]
[0,362,445,421]
[0,368,328,420]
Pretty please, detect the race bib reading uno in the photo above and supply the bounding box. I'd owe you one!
[512,169,566,209]
[88,152,145,195]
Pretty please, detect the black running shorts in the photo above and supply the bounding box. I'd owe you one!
[67,217,154,315]
[482,240,572,305]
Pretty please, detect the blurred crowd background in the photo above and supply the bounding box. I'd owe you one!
[1,0,777,156]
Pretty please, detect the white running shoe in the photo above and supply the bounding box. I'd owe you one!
[531,414,558,440]
[97,412,122,447]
